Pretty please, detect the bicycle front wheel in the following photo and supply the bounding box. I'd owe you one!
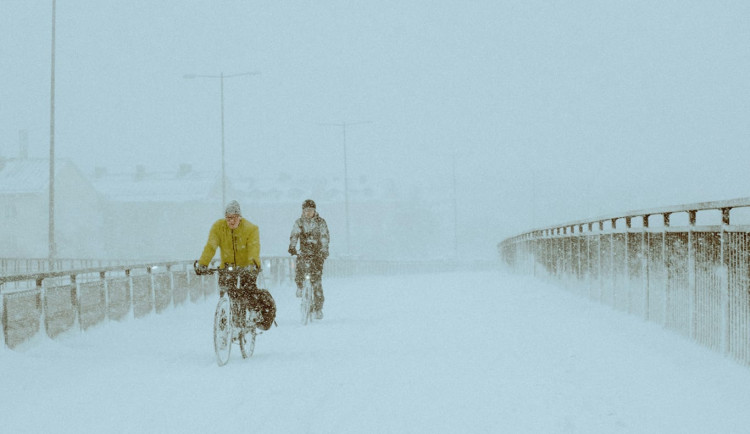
[214,296,233,366]
[300,280,313,325]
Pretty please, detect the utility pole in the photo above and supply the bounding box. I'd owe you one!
[184,71,260,210]
[452,152,458,259]
[320,121,372,256]
[49,0,57,268]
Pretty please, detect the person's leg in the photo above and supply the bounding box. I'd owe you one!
[238,270,259,327]
[311,263,325,317]
[294,259,304,297]
[218,270,242,327]
[227,290,244,328]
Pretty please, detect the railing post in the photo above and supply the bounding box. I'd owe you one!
[688,210,697,340]
[532,234,537,277]
[662,212,670,327]
[625,217,632,313]
[720,208,730,355]
[643,215,650,320]
[147,266,156,314]
[598,221,604,302]
[167,264,175,308]
[101,271,109,322]
[126,268,134,319]
[610,218,616,306]
[577,224,588,282]
[71,274,80,331]
[37,277,47,339]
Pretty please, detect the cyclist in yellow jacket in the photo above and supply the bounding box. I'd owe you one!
[195,200,260,326]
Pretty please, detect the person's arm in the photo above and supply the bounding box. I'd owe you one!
[288,219,301,254]
[198,222,220,265]
[248,224,261,268]
[319,219,330,259]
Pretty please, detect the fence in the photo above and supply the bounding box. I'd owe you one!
[499,197,750,366]
[1,256,462,349]
[0,258,143,281]
[0,257,296,349]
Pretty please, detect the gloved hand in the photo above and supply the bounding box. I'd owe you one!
[288,246,297,256]
[321,250,329,261]
[194,262,208,275]
[240,264,259,275]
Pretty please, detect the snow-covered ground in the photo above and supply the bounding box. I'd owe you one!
[4,269,750,433]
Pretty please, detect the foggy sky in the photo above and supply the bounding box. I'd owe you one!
[3,0,750,257]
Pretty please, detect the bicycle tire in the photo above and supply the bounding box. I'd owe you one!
[214,295,233,366]
[300,280,313,325]
[239,327,256,358]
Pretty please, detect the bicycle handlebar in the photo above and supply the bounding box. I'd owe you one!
[194,260,262,276]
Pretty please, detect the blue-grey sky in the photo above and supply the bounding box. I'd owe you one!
[3,0,750,256]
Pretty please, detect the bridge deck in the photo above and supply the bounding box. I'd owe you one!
[3,270,750,432]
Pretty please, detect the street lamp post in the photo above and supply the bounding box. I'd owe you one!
[452,152,458,259]
[321,121,372,256]
[184,71,259,209]
[49,0,57,268]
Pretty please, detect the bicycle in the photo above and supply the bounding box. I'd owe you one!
[196,262,274,366]
[295,255,315,325]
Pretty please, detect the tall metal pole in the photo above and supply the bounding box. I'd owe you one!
[452,153,458,259]
[48,0,57,268]
[321,121,372,256]
[220,72,225,208]
[184,71,259,212]
[342,124,350,256]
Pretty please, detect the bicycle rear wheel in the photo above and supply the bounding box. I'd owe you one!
[239,327,256,358]
[214,295,233,366]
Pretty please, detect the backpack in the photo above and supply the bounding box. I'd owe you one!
[249,288,276,331]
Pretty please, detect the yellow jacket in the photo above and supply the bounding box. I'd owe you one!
[198,218,260,269]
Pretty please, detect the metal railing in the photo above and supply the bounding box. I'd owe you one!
[0,257,143,278]
[1,256,468,349]
[0,257,295,349]
[499,197,750,366]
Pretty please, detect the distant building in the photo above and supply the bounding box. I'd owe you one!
[90,164,223,261]
[1,157,446,261]
[0,158,102,258]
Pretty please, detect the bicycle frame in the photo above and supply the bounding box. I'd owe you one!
[296,256,315,325]
[203,263,260,366]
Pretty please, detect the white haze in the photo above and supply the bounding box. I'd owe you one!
[2,1,750,258]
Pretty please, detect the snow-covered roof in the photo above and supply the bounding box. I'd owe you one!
[232,173,390,204]
[0,158,72,195]
[0,158,410,204]
[91,167,220,203]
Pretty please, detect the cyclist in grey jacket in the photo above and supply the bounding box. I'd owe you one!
[288,199,330,319]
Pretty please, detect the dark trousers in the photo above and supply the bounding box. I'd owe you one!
[219,268,258,326]
[295,256,325,311]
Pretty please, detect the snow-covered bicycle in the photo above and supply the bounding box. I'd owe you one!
[296,256,315,325]
[196,262,275,366]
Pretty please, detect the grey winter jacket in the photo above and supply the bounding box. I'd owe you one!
[289,212,330,258]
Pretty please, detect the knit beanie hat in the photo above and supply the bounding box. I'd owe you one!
[225,200,241,216]
[302,199,316,209]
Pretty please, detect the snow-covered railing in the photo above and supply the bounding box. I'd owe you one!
[499,197,750,366]
[0,257,300,349]
[0,257,143,276]
[1,256,463,349]
[0,261,215,349]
